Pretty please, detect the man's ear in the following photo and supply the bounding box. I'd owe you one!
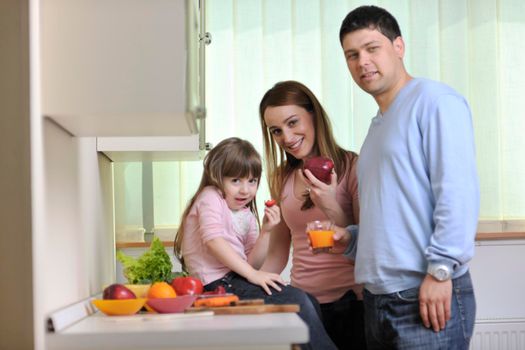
[393,36,405,58]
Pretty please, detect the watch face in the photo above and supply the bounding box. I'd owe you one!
[435,268,448,281]
[428,264,451,281]
[432,266,451,281]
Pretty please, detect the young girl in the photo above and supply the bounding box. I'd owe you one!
[174,137,336,350]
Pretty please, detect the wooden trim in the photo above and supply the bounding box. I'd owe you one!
[116,241,174,249]
[475,232,525,241]
[115,222,525,247]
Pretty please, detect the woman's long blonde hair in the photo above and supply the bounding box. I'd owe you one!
[174,137,262,269]
[259,80,356,208]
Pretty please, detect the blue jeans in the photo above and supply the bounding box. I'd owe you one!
[363,271,476,350]
[206,272,337,350]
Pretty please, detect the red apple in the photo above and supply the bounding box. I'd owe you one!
[264,199,276,207]
[303,156,334,184]
[171,276,204,296]
[103,283,136,300]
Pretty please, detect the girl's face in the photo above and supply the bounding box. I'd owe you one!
[222,175,259,211]
[263,104,316,160]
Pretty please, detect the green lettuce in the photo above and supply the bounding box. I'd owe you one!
[116,237,173,284]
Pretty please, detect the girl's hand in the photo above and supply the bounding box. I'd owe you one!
[303,169,339,212]
[246,270,285,295]
[262,204,281,233]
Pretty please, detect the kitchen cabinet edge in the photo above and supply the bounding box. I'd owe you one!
[97,135,206,162]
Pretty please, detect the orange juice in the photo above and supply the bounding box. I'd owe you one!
[308,229,334,254]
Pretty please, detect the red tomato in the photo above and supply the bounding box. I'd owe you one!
[264,199,276,207]
[171,276,204,296]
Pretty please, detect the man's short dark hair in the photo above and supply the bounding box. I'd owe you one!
[339,5,402,44]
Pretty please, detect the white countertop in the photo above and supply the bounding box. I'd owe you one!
[46,311,309,350]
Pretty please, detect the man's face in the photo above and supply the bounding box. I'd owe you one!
[341,28,404,98]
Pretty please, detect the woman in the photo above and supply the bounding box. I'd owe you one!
[259,80,366,349]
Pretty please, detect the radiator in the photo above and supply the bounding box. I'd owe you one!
[470,319,525,350]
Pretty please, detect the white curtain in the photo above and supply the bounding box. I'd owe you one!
[115,0,525,234]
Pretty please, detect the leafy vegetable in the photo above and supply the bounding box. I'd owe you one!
[116,237,173,284]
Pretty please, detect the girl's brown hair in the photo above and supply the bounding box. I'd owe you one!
[174,137,262,268]
[259,80,356,209]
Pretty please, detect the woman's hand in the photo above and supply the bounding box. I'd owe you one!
[304,222,352,255]
[262,204,281,234]
[303,169,350,226]
[246,270,285,295]
[303,168,338,209]
[331,224,352,254]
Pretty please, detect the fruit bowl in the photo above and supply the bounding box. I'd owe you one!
[146,295,198,314]
[92,298,146,316]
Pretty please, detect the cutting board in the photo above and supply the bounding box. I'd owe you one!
[186,303,300,315]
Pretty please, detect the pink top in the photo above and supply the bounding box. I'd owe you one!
[281,156,362,303]
[181,186,258,285]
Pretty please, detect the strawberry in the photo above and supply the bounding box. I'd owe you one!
[264,199,276,207]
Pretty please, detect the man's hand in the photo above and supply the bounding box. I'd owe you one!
[419,274,452,332]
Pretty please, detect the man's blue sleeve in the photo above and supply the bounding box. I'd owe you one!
[343,225,359,260]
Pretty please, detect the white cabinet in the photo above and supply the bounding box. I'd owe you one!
[40,0,207,161]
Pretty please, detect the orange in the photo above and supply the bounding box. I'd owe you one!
[147,282,177,299]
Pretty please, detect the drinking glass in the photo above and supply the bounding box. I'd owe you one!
[306,220,334,254]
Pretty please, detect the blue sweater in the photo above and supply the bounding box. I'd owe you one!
[347,78,479,294]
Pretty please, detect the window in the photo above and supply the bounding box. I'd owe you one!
[115,0,525,239]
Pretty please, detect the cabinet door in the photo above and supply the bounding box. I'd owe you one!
[41,0,198,137]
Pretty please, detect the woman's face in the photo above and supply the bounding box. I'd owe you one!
[263,104,316,160]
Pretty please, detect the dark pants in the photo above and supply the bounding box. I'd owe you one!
[206,272,337,350]
[320,290,367,349]
[363,271,476,350]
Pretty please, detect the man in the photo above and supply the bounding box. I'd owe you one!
[335,5,479,349]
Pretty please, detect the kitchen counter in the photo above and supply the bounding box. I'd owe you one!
[46,311,308,350]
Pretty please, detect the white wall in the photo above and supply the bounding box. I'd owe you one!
[470,240,525,320]
[33,120,115,349]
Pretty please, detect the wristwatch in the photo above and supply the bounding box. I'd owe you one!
[427,264,452,282]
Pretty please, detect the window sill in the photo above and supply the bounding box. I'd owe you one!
[475,232,525,241]
[115,232,525,249]
[116,241,174,249]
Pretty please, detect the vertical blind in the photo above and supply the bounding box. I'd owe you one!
[114,0,525,235]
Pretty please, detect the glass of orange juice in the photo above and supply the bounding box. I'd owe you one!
[306,220,334,254]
